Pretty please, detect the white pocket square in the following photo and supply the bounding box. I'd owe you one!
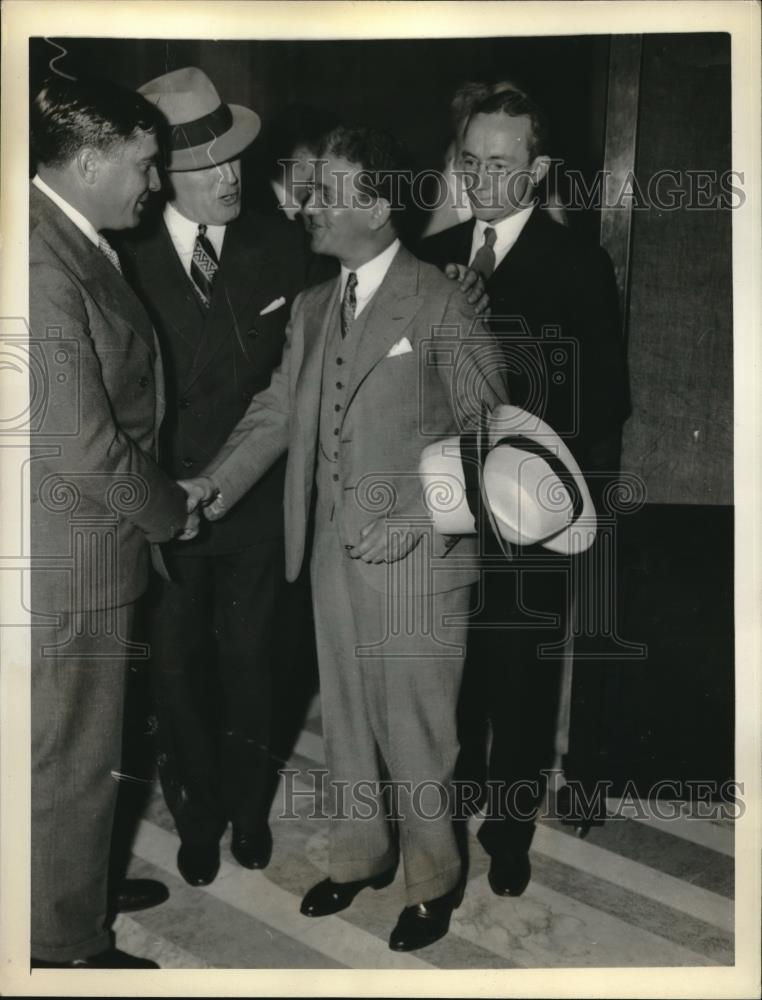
[259,296,286,316]
[386,336,413,358]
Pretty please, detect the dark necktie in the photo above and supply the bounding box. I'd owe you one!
[470,226,497,280]
[191,223,219,308]
[341,272,358,339]
[98,234,122,275]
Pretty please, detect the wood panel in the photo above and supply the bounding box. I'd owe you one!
[619,34,733,505]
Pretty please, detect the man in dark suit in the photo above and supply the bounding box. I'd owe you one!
[119,68,317,888]
[29,76,191,969]
[420,89,630,897]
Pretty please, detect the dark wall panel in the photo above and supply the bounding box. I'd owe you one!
[30,35,609,203]
[621,34,733,505]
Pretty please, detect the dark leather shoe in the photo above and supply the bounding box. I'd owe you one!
[231,824,272,870]
[112,878,169,913]
[177,841,220,887]
[389,883,465,952]
[300,869,395,917]
[31,947,159,969]
[487,850,531,897]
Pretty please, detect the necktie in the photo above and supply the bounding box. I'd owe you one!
[341,272,358,339]
[191,223,219,308]
[470,226,497,280]
[98,234,122,275]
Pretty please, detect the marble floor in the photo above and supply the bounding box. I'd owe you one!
[109,695,734,972]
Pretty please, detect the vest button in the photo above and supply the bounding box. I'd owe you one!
[334,404,341,412]
[336,382,343,389]
[332,473,339,482]
[139,375,150,388]
[336,357,343,365]
[178,399,189,410]
[333,428,339,435]
[333,451,339,459]
[182,458,194,469]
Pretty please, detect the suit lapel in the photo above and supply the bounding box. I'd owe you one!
[30,189,158,355]
[489,206,550,287]
[135,220,205,354]
[184,216,281,391]
[450,219,476,267]
[343,246,424,414]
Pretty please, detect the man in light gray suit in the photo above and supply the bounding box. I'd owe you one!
[29,75,193,968]
[183,125,507,952]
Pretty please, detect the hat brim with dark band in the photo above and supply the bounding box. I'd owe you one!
[167,104,261,171]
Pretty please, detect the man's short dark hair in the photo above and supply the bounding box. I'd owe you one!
[31,75,162,168]
[466,90,550,160]
[317,124,412,215]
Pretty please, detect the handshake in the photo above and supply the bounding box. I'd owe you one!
[175,476,227,541]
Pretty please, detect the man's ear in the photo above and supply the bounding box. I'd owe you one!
[369,196,392,231]
[76,146,101,186]
[529,155,552,187]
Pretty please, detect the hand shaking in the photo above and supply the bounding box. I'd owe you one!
[177,509,201,541]
[178,476,228,528]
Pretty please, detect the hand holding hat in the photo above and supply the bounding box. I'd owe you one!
[419,404,597,556]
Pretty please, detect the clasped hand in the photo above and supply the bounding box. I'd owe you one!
[176,476,225,540]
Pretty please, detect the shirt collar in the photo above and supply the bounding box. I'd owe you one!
[164,200,227,256]
[472,203,535,263]
[340,238,401,313]
[32,175,100,248]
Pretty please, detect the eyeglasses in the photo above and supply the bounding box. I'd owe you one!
[457,153,518,178]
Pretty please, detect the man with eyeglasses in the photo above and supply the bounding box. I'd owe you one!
[420,88,630,901]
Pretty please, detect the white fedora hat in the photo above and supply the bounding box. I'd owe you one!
[419,405,597,555]
[139,67,261,171]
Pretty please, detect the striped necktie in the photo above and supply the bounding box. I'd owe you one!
[191,223,219,308]
[470,226,497,280]
[341,272,358,339]
[98,234,122,275]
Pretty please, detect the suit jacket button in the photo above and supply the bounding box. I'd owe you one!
[178,398,189,410]
[182,458,194,469]
[139,375,150,388]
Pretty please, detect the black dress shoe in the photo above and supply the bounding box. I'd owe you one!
[487,850,531,897]
[31,947,159,969]
[177,841,220,887]
[231,824,272,869]
[112,878,169,913]
[389,883,465,952]
[300,869,395,917]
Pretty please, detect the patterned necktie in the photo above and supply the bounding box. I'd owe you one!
[191,223,219,308]
[341,272,358,339]
[470,226,497,280]
[98,234,122,275]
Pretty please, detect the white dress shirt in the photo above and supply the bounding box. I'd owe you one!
[340,238,401,318]
[32,175,100,247]
[469,204,535,272]
[163,201,226,277]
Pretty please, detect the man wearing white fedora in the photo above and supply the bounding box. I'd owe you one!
[120,67,320,888]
